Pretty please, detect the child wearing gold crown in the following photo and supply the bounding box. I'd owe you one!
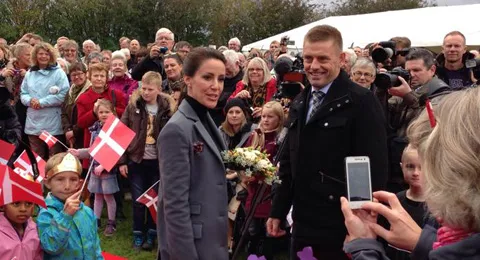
[36,152,103,259]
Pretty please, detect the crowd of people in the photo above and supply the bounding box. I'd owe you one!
[0,22,479,260]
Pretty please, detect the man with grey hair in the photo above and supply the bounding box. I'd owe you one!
[82,39,95,63]
[131,28,169,81]
[228,37,241,52]
[210,50,244,125]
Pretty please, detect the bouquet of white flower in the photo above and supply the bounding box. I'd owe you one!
[222,147,280,185]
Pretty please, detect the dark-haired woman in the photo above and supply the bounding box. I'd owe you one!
[162,53,185,93]
[219,98,254,149]
[157,47,229,259]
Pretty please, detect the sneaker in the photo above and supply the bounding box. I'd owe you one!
[133,231,144,250]
[142,229,157,251]
[104,220,116,237]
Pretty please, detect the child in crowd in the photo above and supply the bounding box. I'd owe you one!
[70,98,119,236]
[386,144,427,260]
[0,201,43,260]
[118,71,174,250]
[244,101,285,260]
[37,152,103,259]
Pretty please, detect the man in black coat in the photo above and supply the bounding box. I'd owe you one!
[267,25,388,259]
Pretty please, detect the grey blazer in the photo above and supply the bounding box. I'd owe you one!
[157,100,228,260]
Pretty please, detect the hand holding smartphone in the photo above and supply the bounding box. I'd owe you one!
[345,156,372,209]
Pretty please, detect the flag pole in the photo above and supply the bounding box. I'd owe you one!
[57,140,70,150]
[135,180,160,202]
[78,160,94,198]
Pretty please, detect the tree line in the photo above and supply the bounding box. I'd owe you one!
[0,0,433,50]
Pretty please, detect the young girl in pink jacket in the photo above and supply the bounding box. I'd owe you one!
[0,201,43,260]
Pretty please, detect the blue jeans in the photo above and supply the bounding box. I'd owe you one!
[128,159,159,233]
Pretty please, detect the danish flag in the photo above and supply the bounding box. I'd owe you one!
[39,130,58,148]
[0,164,46,208]
[136,181,159,223]
[14,150,46,183]
[89,115,135,172]
[0,139,15,165]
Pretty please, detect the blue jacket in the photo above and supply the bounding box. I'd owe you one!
[37,193,104,260]
[20,64,69,135]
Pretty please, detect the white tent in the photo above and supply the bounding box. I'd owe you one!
[242,4,480,52]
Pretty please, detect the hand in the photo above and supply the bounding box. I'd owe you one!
[63,190,82,216]
[252,107,262,118]
[68,148,79,157]
[119,165,128,178]
[30,98,41,109]
[65,130,75,142]
[266,218,286,237]
[361,191,422,251]
[235,90,251,99]
[150,45,160,58]
[1,68,14,77]
[19,69,27,77]
[340,197,377,242]
[388,76,412,98]
[94,165,104,176]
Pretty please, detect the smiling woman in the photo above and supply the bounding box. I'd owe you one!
[157,47,230,259]
[20,42,70,160]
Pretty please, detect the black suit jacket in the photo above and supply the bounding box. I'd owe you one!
[270,70,388,247]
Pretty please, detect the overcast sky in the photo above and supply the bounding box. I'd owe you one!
[315,0,480,6]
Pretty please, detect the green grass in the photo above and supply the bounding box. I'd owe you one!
[99,200,157,260]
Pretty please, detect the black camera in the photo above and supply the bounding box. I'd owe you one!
[372,41,410,65]
[466,58,480,80]
[273,54,306,101]
[374,67,410,90]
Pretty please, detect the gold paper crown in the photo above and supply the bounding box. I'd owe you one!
[46,153,82,179]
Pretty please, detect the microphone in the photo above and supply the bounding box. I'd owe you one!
[273,56,293,82]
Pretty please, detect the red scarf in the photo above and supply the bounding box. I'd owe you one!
[432,226,473,249]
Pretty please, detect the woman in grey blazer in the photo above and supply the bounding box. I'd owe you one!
[157,47,229,260]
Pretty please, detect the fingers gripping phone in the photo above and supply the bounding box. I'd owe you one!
[345,156,372,209]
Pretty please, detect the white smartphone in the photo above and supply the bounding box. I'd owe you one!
[345,156,372,209]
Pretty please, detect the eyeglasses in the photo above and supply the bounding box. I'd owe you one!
[352,71,374,79]
[248,68,263,72]
[156,37,173,41]
[70,72,85,78]
[64,49,77,53]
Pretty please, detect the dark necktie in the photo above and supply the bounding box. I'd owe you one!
[308,90,325,122]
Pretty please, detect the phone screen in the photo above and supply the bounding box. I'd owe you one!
[347,162,371,201]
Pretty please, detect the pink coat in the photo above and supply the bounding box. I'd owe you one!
[0,213,43,260]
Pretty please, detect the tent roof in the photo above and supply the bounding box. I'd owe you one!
[242,4,480,51]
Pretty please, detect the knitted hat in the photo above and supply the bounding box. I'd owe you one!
[224,98,248,116]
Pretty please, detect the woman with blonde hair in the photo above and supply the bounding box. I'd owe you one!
[229,57,277,121]
[243,100,285,259]
[341,87,480,259]
[20,42,69,159]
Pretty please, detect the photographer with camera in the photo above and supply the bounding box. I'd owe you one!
[131,28,172,81]
[376,48,450,192]
[372,37,411,70]
[436,31,476,89]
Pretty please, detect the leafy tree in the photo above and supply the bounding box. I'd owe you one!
[328,0,436,16]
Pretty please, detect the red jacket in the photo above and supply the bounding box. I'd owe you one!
[228,78,277,104]
[76,86,126,167]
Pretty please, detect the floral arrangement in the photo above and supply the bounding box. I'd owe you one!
[222,147,280,185]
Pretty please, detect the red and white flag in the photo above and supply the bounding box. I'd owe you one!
[0,164,46,208]
[0,139,15,165]
[89,115,135,172]
[39,130,58,148]
[14,150,46,183]
[136,183,159,223]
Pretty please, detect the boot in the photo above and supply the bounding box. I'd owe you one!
[104,220,116,237]
[133,231,144,250]
[142,229,157,251]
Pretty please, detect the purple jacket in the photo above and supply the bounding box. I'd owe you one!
[0,212,43,260]
[107,74,138,103]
